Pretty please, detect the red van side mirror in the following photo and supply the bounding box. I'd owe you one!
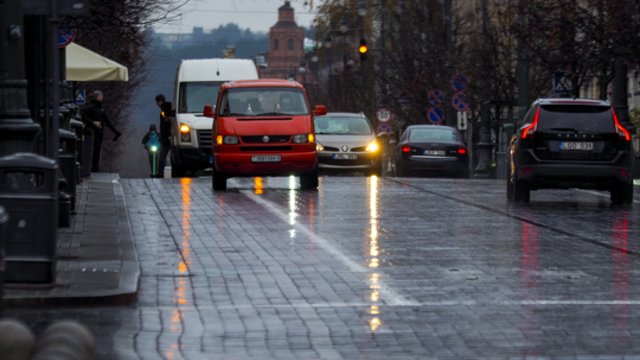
[203,104,214,118]
[313,105,328,116]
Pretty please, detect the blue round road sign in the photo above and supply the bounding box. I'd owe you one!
[428,89,445,107]
[427,107,444,124]
[451,74,469,92]
[451,91,470,112]
[377,123,392,134]
[58,28,76,48]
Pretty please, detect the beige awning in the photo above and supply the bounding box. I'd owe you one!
[65,42,129,81]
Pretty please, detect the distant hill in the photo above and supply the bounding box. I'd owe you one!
[153,23,270,60]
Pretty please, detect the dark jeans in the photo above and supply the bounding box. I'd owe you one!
[92,131,104,172]
[157,140,170,178]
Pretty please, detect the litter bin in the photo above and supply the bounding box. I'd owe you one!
[0,153,57,284]
[81,128,94,178]
[59,129,77,213]
[70,120,84,183]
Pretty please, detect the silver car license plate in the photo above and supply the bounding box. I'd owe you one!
[424,150,446,156]
[333,153,358,160]
[251,155,282,162]
[559,142,594,151]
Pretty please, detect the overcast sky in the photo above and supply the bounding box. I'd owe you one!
[154,0,317,34]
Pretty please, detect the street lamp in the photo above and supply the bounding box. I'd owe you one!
[323,34,332,49]
[357,0,367,16]
[339,16,348,35]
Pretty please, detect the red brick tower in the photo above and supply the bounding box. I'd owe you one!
[262,1,305,80]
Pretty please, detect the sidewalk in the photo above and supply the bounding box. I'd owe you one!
[2,173,139,306]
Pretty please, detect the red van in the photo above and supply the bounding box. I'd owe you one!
[208,79,322,191]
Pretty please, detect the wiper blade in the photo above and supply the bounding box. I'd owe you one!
[254,112,290,116]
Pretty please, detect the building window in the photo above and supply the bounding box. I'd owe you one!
[288,39,294,50]
[274,39,279,50]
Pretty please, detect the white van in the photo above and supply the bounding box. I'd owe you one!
[170,58,259,177]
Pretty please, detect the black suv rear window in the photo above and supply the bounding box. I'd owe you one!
[538,105,614,132]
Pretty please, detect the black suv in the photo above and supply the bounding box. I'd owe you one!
[508,98,634,204]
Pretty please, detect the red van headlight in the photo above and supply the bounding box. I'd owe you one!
[216,135,239,145]
[293,134,314,144]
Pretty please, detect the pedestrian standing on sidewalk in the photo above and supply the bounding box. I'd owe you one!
[82,90,122,172]
[141,124,161,177]
[155,94,173,178]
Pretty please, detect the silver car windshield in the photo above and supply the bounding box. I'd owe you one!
[315,116,373,135]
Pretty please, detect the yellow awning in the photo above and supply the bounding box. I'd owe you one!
[65,42,129,81]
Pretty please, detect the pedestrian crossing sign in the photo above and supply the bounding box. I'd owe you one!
[75,89,86,104]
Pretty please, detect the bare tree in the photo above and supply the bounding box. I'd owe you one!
[65,0,186,171]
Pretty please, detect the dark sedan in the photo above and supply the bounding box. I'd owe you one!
[393,125,468,177]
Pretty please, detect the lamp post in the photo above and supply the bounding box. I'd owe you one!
[473,0,494,178]
[323,34,333,108]
[0,1,41,156]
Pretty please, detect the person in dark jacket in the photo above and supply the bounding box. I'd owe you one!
[155,94,173,178]
[82,90,122,172]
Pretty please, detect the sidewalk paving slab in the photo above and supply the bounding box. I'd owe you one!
[2,173,139,306]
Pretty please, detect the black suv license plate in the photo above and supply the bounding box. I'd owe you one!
[559,142,594,151]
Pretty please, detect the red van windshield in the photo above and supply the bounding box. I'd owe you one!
[218,87,309,116]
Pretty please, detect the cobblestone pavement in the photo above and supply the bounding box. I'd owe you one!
[7,175,640,359]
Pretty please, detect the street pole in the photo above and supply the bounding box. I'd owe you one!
[49,0,60,161]
[613,57,630,126]
[444,0,455,127]
[611,0,631,128]
[473,0,493,178]
[0,0,41,157]
[516,0,529,122]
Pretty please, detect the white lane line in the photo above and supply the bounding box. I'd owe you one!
[241,189,420,307]
[151,299,640,312]
[578,189,640,204]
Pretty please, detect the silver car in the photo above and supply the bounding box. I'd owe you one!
[314,112,382,175]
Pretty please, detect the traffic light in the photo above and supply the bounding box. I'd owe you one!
[358,38,368,62]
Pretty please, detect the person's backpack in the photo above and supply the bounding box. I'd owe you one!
[146,131,160,149]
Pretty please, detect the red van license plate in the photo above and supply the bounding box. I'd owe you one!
[251,155,282,163]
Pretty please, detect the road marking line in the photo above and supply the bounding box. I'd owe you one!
[578,189,640,204]
[241,189,419,307]
[150,299,640,312]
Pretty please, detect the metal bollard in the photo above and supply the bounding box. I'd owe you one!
[32,320,95,360]
[0,318,36,360]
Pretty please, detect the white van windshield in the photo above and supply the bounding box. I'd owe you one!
[218,88,309,116]
[179,81,223,113]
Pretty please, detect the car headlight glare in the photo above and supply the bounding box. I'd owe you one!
[179,124,191,142]
[316,143,324,151]
[366,141,380,153]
